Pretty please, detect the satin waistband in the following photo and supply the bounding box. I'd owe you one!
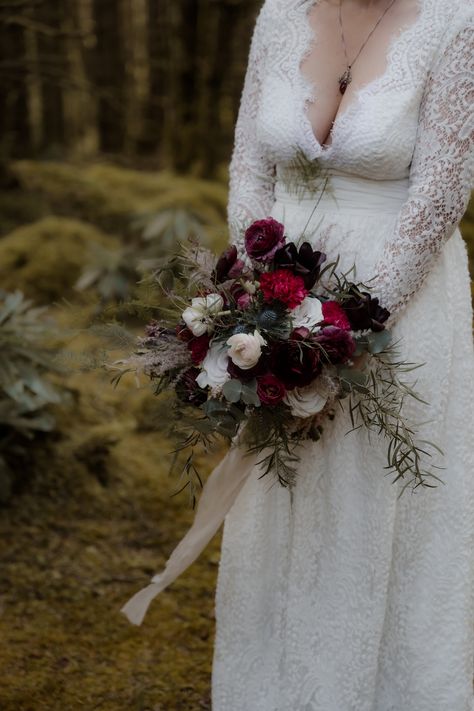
[274,169,409,215]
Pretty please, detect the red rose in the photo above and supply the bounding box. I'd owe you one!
[259,269,308,310]
[244,218,286,262]
[189,334,211,365]
[256,373,286,405]
[321,300,352,331]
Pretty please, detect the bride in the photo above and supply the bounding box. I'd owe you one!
[212,0,474,708]
[121,0,473,708]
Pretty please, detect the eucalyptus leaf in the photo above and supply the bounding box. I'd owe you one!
[222,379,243,404]
[367,329,392,354]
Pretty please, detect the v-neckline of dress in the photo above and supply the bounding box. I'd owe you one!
[297,0,426,156]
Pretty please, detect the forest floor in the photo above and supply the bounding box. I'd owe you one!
[0,366,224,711]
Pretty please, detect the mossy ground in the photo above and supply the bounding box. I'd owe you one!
[0,364,225,710]
[0,161,472,710]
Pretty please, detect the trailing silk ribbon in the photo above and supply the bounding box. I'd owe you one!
[121,442,259,626]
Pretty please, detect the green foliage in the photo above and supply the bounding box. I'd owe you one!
[12,161,229,242]
[0,217,117,305]
[0,290,66,500]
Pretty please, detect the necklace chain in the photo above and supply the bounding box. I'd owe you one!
[337,0,399,94]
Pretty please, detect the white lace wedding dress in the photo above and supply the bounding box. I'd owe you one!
[212,1,474,709]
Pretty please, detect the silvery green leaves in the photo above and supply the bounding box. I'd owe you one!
[354,329,392,356]
[222,378,260,406]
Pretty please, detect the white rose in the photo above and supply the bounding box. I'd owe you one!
[291,296,324,331]
[182,293,224,336]
[226,329,266,370]
[284,379,329,419]
[196,341,230,389]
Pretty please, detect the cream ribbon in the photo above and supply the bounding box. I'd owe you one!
[121,442,259,626]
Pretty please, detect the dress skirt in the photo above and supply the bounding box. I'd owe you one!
[212,172,474,711]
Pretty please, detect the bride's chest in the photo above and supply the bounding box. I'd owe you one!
[255,0,446,179]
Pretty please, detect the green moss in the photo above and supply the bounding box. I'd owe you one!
[12,161,229,238]
[0,217,118,304]
[0,351,225,709]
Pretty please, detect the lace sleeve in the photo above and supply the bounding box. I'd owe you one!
[371,11,474,327]
[227,2,276,254]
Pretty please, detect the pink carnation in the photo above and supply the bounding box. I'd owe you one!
[259,269,308,310]
[321,300,352,330]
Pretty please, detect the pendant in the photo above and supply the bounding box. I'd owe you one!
[338,67,352,95]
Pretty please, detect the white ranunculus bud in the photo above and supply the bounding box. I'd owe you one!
[284,379,329,419]
[291,296,324,331]
[226,329,266,370]
[182,293,224,336]
[196,341,230,389]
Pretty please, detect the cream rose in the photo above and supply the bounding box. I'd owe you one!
[291,296,324,331]
[182,293,224,336]
[284,379,329,419]
[196,341,230,389]
[226,329,266,370]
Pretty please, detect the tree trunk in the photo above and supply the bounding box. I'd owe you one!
[92,0,126,153]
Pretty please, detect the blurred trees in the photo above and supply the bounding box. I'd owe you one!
[0,0,261,177]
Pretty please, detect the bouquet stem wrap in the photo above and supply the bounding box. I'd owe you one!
[121,442,258,625]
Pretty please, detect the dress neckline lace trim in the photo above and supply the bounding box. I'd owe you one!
[295,0,429,157]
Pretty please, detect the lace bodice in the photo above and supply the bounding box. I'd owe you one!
[227,0,474,324]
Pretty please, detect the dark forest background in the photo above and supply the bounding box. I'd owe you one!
[0,2,472,709]
[0,0,261,176]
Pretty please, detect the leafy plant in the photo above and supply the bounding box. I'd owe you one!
[0,290,65,500]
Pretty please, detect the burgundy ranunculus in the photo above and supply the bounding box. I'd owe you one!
[256,373,286,405]
[270,327,322,390]
[259,269,308,310]
[189,334,210,365]
[244,217,286,262]
[213,245,245,282]
[274,242,327,289]
[321,300,352,331]
[313,325,356,365]
[175,367,207,406]
[342,285,390,332]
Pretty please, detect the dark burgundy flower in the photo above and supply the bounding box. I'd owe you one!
[256,373,286,405]
[213,245,245,282]
[227,356,268,382]
[229,282,252,310]
[244,217,286,262]
[342,285,390,332]
[259,269,308,309]
[274,242,327,289]
[175,367,207,406]
[320,300,352,331]
[271,327,322,390]
[175,324,194,342]
[189,334,210,365]
[313,325,356,365]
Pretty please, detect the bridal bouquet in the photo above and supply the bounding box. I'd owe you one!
[112,216,442,497]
